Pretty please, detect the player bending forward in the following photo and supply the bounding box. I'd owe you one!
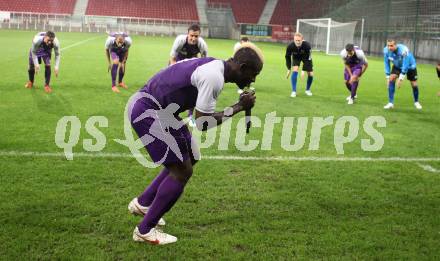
[285,32,314,97]
[105,32,132,93]
[383,39,422,110]
[340,44,368,104]
[127,42,263,245]
[25,31,60,93]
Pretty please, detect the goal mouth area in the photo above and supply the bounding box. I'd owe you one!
[297,18,358,55]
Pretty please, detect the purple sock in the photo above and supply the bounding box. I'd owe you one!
[138,175,185,234]
[137,168,170,207]
[351,81,359,98]
[188,109,193,117]
[45,66,51,85]
[118,66,124,83]
[345,82,351,92]
[111,64,118,86]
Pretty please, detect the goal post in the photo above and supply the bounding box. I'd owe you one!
[296,18,358,55]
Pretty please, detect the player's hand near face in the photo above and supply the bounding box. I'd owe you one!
[238,91,256,111]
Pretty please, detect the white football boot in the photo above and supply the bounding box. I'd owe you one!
[346,95,357,101]
[128,198,166,226]
[305,90,313,96]
[414,102,422,110]
[133,227,177,245]
[237,88,244,94]
[347,98,354,105]
[290,91,297,98]
[383,103,394,109]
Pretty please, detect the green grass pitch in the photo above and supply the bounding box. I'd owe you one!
[1,30,439,259]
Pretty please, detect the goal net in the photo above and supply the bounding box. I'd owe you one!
[296,18,357,55]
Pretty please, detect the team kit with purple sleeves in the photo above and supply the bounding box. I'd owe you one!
[340,45,368,102]
[26,32,60,93]
[105,32,132,90]
[24,29,435,245]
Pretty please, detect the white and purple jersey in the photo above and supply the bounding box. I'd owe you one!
[105,34,132,54]
[140,57,224,114]
[31,32,60,69]
[170,35,208,62]
[132,57,224,165]
[340,47,367,67]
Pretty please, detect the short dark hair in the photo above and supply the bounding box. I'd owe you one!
[387,39,397,44]
[241,37,249,42]
[188,24,200,32]
[233,47,263,71]
[345,43,354,52]
[46,31,55,38]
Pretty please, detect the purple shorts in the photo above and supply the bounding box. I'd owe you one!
[344,65,363,81]
[130,95,195,166]
[28,48,51,66]
[111,51,126,62]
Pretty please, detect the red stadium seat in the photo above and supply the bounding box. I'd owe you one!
[207,0,266,24]
[85,0,199,22]
[0,0,76,14]
[269,0,292,25]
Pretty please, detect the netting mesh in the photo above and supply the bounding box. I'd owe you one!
[298,19,357,54]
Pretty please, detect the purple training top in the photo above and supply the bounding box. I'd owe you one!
[130,57,225,165]
[140,57,218,114]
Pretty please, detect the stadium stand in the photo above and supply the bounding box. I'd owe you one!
[0,0,77,14]
[207,0,267,24]
[85,0,199,21]
[269,0,293,25]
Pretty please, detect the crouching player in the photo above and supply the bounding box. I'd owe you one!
[105,32,132,93]
[127,42,263,245]
[25,31,60,93]
[340,44,368,104]
[285,32,314,97]
[383,39,422,109]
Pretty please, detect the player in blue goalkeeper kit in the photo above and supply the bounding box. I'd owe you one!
[383,39,422,110]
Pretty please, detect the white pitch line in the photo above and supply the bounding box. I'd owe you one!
[0,151,440,162]
[60,36,102,51]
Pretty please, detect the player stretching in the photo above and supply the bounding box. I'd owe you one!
[25,31,60,93]
[285,32,314,97]
[105,32,132,93]
[340,44,368,104]
[127,43,263,245]
[383,39,422,110]
[169,24,208,126]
